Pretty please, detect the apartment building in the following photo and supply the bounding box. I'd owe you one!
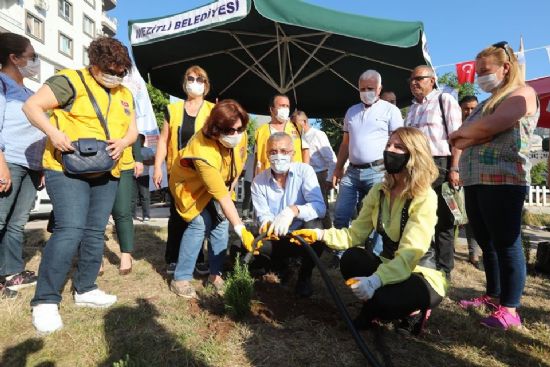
[0,0,118,90]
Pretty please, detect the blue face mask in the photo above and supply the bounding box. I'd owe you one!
[269,153,291,174]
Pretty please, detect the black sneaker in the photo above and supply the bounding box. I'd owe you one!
[5,270,37,291]
[396,309,431,336]
[0,280,17,299]
[194,262,210,276]
[295,278,313,298]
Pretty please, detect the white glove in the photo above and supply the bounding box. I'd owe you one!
[268,207,296,237]
[349,274,382,301]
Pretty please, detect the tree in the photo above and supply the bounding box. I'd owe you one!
[437,72,478,101]
[318,118,343,153]
[531,161,547,186]
[146,83,170,129]
[246,116,257,153]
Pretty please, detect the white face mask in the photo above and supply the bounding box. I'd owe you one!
[219,132,243,148]
[477,73,503,93]
[98,73,123,88]
[186,81,205,97]
[360,90,377,105]
[269,153,291,174]
[18,58,40,78]
[275,107,290,123]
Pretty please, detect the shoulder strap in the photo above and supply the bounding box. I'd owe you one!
[75,70,110,140]
[377,190,412,241]
[438,93,449,139]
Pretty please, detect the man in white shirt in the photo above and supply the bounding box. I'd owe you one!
[292,111,336,228]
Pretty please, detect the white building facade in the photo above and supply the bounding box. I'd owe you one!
[0,0,117,91]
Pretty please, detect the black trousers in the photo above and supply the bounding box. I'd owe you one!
[256,219,325,280]
[165,199,186,264]
[432,156,456,276]
[340,247,442,321]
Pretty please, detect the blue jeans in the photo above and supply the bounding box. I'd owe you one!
[31,170,118,305]
[174,207,229,281]
[464,185,527,308]
[0,163,41,276]
[334,165,384,255]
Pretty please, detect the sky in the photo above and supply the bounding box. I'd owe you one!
[112,0,550,83]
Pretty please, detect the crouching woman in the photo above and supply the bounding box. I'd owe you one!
[293,127,447,334]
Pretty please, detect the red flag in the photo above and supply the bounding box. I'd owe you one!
[456,61,476,84]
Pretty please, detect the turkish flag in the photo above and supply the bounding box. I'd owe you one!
[456,61,476,84]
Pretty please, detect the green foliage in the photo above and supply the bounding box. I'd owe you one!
[112,355,147,367]
[224,254,255,319]
[246,117,257,153]
[530,161,547,186]
[318,118,343,154]
[146,83,170,129]
[437,72,478,101]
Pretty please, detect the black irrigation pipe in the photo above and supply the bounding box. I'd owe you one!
[244,233,384,367]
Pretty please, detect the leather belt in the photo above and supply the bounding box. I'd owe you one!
[350,159,384,169]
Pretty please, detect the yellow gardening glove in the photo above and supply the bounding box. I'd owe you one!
[290,229,324,245]
[235,224,263,254]
[259,219,272,234]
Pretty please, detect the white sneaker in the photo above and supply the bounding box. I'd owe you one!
[32,304,63,334]
[74,288,117,308]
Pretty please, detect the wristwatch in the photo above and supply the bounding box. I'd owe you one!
[449,167,460,173]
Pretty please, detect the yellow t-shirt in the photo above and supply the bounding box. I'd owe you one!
[254,121,304,172]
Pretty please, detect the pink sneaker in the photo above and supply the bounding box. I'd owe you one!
[458,294,498,311]
[480,306,522,330]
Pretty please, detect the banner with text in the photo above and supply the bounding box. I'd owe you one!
[130,0,249,46]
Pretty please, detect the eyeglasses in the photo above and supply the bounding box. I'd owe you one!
[408,75,432,83]
[268,149,293,156]
[187,75,206,84]
[492,41,511,61]
[220,126,246,135]
[104,68,128,78]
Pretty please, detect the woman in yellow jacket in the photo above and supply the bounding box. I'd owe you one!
[294,127,447,335]
[22,37,137,334]
[153,65,215,273]
[169,99,256,298]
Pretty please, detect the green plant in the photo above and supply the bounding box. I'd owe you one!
[530,161,547,186]
[146,82,170,129]
[224,254,255,319]
[112,354,147,367]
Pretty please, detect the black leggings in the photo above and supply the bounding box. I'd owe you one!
[340,247,443,321]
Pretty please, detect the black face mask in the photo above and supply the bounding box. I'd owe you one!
[383,150,410,174]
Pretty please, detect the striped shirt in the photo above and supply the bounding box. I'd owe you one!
[459,99,539,186]
[405,90,462,156]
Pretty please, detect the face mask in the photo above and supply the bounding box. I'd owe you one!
[98,72,123,88]
[275,107,290,123]
[186,81,205,96]
[383,150,410,174]
[360,91,377,105]
[18,58,40,78]
[477,73,502,93]
[269,153,291,174]
[219,132,243,148]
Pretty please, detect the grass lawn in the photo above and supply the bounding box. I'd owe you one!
[1,225,549,367]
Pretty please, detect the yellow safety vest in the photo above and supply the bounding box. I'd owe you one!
[166,100,214,173]
[254,121,303,172]
[169,129,247,222]
[42,68,134,178]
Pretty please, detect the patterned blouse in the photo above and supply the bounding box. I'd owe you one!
[459,96,539,186]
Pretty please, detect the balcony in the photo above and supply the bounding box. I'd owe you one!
[103,0,116,11]
[101,12,117,36]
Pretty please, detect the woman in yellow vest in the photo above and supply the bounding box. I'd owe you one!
[169,99,257,298]
[153,65,215,274]
[22,37,137,334]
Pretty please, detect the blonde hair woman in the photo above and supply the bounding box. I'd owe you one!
[450,42,539,330]
[294,127,446,334]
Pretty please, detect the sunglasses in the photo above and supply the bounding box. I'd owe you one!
[492,41,511,61]
[19,53,39,62]
[187,75,206,84]
[220,126,246,135]
[408,75,432,83]
[104,68,128,78]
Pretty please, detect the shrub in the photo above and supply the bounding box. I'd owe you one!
[112,355,147,367]
[530,161,547,186]
[224,254,255,319]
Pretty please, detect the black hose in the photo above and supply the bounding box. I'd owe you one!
[243,232,383,367]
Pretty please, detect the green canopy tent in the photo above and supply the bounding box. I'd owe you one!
[129,0,432,117]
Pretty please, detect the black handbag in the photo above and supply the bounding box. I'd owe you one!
[59,70,116,175]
